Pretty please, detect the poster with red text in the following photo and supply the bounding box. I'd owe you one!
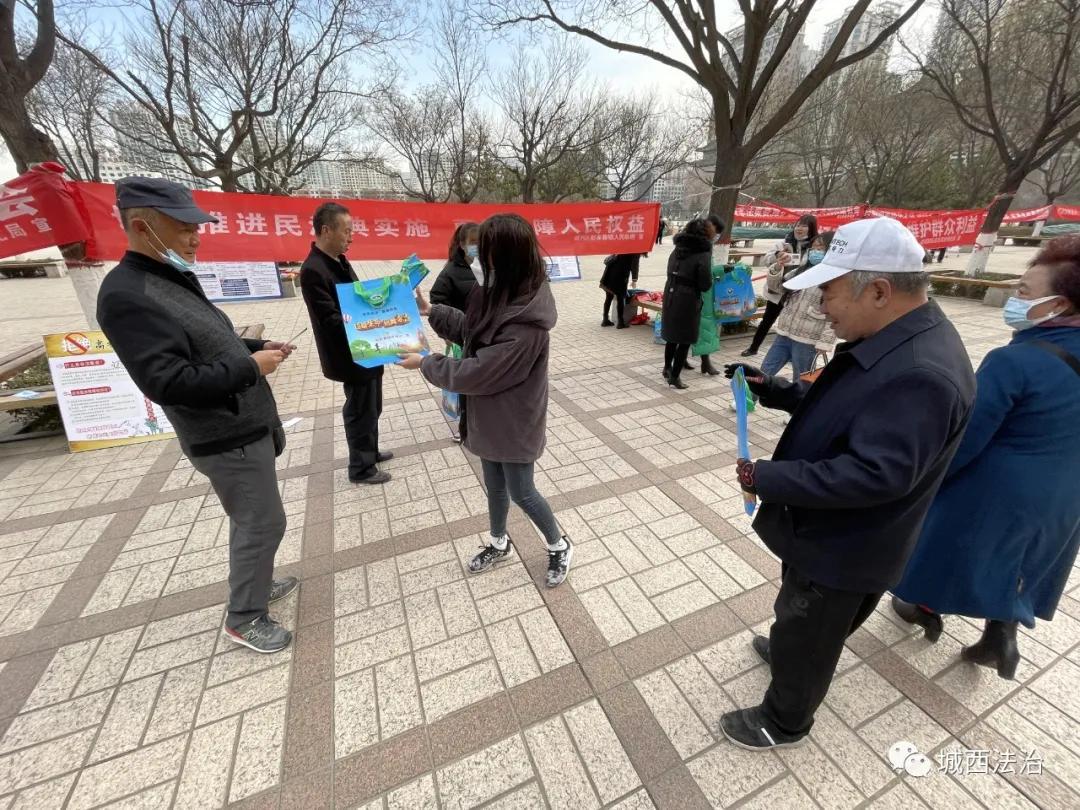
[44,331,175,453]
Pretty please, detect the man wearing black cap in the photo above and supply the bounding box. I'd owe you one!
[97,176,299,654]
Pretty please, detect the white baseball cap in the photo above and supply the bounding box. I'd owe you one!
[784,216,926,291]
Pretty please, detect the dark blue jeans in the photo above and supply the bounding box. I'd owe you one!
[481,459,561,546]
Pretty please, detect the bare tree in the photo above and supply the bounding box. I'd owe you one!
[945,122,1003,208]
[26,40,116,181]
[1,0,60,171]
[60,0,402,192]
[915,0,1080,274]
[489,39,612,203]
[599,93,698,201]
[479,0,924,230]
[365,86,456,202]
[847,72,939,205]
[1030,141,1080,205]
[785,72,858,206]
[433,1,491,202]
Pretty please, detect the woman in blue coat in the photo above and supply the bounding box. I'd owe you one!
[892,236,1080,679]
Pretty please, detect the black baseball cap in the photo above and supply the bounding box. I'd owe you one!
[115,176,218,224]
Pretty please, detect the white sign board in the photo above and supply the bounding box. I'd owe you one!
[545,256,582,282]
[44,331,175,453]
[193,262,284,302]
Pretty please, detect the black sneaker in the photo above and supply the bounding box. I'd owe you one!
[546,537,574,588]
[269,576,299,603]
[351,468,391,485]
[224,615,292,654]
[721,706,807,751]
[751,635,770,665]
[468,536,514,573]
[601,319,615,327]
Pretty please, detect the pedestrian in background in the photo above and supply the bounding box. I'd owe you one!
[398,214,574,588]
[300,202,393,485]
[600,253,641,328]
[691,214,727,376]
[661,218,713,389]
[431,221,481,312]
[99,177,298,654]
[759,231,838,383]
[893,236,1080,679]
[743,214,818,358]
[721,217,975,750]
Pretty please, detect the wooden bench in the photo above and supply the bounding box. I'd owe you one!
[729,248,768,267]
[0,324,266,414]
[929,274,1019,307]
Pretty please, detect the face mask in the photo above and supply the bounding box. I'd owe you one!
[141,221,195,272]
[1003,295,1062,331]
[465,244,479,259]
[808,249,825,265]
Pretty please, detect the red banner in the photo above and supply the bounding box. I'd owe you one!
[73,182,659,262]
[1003,205,1053,223]
[868,207,986,250]
[0,163,91,256]
[1052,204,1080,221]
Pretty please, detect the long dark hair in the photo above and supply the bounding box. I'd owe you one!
[448,221,479,262]
[792,214,819,246]
[478,213,547,314]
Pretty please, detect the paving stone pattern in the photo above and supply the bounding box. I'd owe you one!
[1,250,1079,808]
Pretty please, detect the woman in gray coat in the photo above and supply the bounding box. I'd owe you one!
[398,214,573,588]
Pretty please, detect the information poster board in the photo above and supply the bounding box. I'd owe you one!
[546,256,582,282]
[193,262,284,302]
[44,331,175,453]
[335,274,430,368]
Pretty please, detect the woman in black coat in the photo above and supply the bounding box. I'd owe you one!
[599,253,641,328]
[661,218,713,389]
[430,222,480,311]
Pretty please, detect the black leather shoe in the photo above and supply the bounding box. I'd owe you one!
[683,360,696,371]
[377,451,394,463]
[740,348,758,357]
[751,635,770,666]
[891,596,944,643]
[961,620,1020,680]
[668,377,689,390]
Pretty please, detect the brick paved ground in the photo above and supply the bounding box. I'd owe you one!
[0,247,1078,809]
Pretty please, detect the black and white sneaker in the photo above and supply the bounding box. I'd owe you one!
[224,614,292,654]
[269,576,299,603]
[545,537,574,588]
[468,536,514,573]
[720,706,807,751]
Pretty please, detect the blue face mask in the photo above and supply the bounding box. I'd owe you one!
[142,222,195,272]
[465,244,479,260]
[1003,295,1062,331]
[808,249,825,265]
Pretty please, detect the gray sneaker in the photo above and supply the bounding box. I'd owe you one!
[224,615,292,654]
[269,576,299,603]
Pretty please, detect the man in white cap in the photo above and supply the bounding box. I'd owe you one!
[721,216,976,750]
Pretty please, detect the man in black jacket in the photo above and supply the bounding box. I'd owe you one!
[300,203,391,484]
[98,177,298,654]
[723,217,976,750]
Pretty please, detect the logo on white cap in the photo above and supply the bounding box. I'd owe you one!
[784,217,926,291]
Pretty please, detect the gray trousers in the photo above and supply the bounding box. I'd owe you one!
[189,433,287,629]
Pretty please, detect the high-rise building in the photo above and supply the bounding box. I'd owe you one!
[821,2,903,64]
[296,157,409,199]
[109,104,213,188]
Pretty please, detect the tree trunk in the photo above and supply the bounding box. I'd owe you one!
[964,172,1025,277]
[0,91,60,173]
[709,155,743,266]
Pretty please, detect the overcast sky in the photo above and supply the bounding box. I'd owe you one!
[1,0,938,183]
